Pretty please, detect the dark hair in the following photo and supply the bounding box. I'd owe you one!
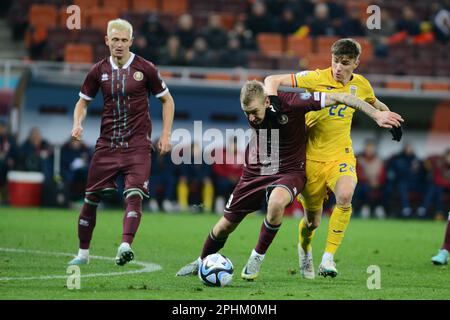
[331,38,361,60]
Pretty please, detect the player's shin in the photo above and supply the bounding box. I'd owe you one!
[255,218,281,255]
[325,204,352,255]
[443,212,450,252]
[200,231,228,259]
[299,218,315,252]
[78,194,101,250]
[122,192,143,245]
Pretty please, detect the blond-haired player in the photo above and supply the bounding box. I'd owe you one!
[264,38,403,279]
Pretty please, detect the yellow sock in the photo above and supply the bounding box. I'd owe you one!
[177,181,189,211]
[202,180,214,212]
[298,218,315,252]
[325,205,352,255]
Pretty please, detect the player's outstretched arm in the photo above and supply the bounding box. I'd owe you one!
[264,74,293,95]
[372,98,390,111]
[325,92,404,129]
[158,92,175,155]
[72,97,90,141]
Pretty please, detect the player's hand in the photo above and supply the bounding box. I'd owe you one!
[71,124,83,141]
[266,95,281,119]
[374,110,404,129]
[158,134,172,155]
[390,125,403,142]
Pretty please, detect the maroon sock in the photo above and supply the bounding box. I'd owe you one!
[122,194,142,245]
[200,231,228,259]
[254,218,281,255]
[78,194,101,249]
[443,213,450,252]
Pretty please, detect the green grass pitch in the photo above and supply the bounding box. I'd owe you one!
[0,207,448,300]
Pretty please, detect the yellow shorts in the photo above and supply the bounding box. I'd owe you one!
[298,156,357,212]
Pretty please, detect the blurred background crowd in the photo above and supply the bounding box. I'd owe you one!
[0,0,449,76]
[1,123,449,220]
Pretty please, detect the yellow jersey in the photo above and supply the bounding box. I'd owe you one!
[292,67,376,161]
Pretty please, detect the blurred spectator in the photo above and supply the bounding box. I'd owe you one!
[432,3,450,43]
[211,137,244,213]
[308,2,336,37]
[275,6,302,35]
[60,138,91,203]
[132,36,155,61]
[417,149,450,219]
[159,36,188,66]
[354,139,386,219]
[186,37,216,67]
[175,14,197,49]
[25,25,47,60]
[228,21,257,50]
[245,0,275,35]
[17,127,53,180]
[201,14,228,50]
[395,6,421,37]
[220,37,248,68]
[177,142,213,212]
[7,1,28,41]
[141,14,168,48]
[367,10,396,57]
[149,140,177,212]
[339,6,366,37]
[384,143,426,217]
[0,120,17,204]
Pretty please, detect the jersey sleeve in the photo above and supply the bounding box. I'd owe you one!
[145,62,169,98]
[291,69,321,90]
[279,91,325,112]
[360,76,376,104]
[79,63,100,101]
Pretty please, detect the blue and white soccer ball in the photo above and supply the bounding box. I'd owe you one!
[198,253,234,287]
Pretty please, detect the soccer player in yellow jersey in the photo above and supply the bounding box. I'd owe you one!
[264,38,404,279]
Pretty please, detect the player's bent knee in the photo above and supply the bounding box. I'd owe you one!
[336,192,354,206]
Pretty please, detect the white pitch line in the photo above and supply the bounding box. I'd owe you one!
[0,247,162,281]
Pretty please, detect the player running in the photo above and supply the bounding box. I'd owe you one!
[176,80,402,280]
[68,19,174,266]
[264,38,404,279]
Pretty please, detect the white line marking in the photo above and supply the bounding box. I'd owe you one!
[0,247,162,281]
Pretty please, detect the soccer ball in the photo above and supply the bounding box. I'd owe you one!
[198,253,234,287]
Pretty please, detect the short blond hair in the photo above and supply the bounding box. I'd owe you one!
[240,80,266,109]
[107,18,133,38]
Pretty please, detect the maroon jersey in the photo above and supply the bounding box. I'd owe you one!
[244,91,325,176]
[79,53,168,149]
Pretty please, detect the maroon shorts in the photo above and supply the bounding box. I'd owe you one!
[223,171,306,223]
[85,145,151,198]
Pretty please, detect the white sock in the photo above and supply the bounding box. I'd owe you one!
[78,249,89,258]
[120,242,131,249]
[251,249,265,259]
[322,252,334,264]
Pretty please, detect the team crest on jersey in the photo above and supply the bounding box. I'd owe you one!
[133,71,144,81]
[277,114,289,125]
[299,92,312,100]
[350,85,357,96]
[101,73,109,81]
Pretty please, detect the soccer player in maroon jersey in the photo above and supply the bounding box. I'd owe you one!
[68,19,174,266]
[176,80,401,280]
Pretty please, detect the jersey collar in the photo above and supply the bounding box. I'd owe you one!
[109,52,135,70]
